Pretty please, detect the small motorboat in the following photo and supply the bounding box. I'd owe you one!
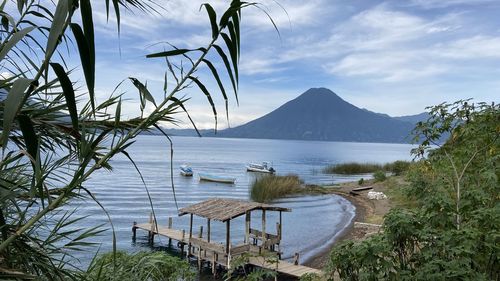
[198,173,236,184]
[246,162,275,174]
[180,165,193,177]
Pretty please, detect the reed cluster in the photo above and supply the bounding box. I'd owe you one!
[323,160,411,175]
[250,174,303,203]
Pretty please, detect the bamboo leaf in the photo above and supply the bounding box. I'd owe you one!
[45,0,69,61]
[169,96,201,137]
[221,33,238,83]
[153,124,179,210]
[114,98,122,127]
[146,48,195,58]
[50,63,78,132]
[1,77,33,148]
[0,26,35,61]
[188,76,217,130]
[201,3,218,39]
[17,114,38,161]
[112,0,121,34]
[213,44,238,101]
[17,0,24,14]
[228,21,239,60]
[231,14,241,57]
[129,77,157,107]
[202,59,229,120]
[79,0,96,111]
[70,23,95,111]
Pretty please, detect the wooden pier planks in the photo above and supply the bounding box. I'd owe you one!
[135,223,188,243]
[248,256,322,277]
[134,220,323,278]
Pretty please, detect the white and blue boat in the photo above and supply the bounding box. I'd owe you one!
[180,165,193,177]
[198,173,236,184]
[246,162,275,174]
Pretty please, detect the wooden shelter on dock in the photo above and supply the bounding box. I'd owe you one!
[133,198,323,278]
[178,198,290,270]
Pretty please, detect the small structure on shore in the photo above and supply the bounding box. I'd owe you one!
[132,198,322,278]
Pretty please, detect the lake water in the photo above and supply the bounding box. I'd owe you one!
[68,135,414,266]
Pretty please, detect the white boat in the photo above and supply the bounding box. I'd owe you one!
[246,162,275,174]
[198,173,236,184]
[180,165,193,176]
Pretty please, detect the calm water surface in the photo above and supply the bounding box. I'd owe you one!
[68,136,414,265]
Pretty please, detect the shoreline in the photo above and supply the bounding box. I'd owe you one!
[302,175,401,270]
[303,191,372,269]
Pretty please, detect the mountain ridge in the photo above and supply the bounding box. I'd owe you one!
[206,88,425,143]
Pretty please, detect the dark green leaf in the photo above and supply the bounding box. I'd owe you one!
[146,48,194,58]
[213,44,238,101]
[231,14,241,57]
[129,77,157,107]
[1,77,33,148]
[0,27,35,61]
[50,63,78,132]
[17,0,24,14]
[201,3,218,39]
[202,59,229,120]
[188,76,217,130]
[45,0,69,60]
[221,33,238,83]
[169,96,201,137]
[79,0,96,111]
[70,23,95,111]
[17,114,38,161]
[115,98,121,126]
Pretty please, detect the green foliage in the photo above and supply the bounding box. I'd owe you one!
[358,178,364,185]
[300,272,324,281]
[84,251,194,281]
[373,170,387,182]
[0,0,250,278]
[250,174,303,203]
[225,252,278,281]
[383,160,411,176]
[327,101,500,280]
[324,161,412,175]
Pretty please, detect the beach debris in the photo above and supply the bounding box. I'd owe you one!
[367,191,387,200]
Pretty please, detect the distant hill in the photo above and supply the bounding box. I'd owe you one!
[209,88,424,143]
[142,128,211,137]
[393,112,430,124]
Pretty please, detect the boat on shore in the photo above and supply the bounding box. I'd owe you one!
[198,173,236,184]
[180,165,193,176]
[246,162,275,174]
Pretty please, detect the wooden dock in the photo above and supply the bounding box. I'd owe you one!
[248,256,322,277]
[132,198,323,279]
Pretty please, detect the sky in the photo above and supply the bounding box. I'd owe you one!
[74,0,500,128]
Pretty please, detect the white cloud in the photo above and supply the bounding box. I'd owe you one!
[410,0,497,9]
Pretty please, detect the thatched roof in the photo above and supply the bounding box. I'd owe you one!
[178,198,291,222]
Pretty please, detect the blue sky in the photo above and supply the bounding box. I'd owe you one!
[86,0,499,129]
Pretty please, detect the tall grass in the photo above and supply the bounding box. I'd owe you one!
[85,251,194,281]
[323,160,412,175]
[250,174,303,203]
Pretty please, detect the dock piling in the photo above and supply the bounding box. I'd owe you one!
[132,221,137,240]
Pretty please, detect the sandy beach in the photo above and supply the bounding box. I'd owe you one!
[303,178,400,269]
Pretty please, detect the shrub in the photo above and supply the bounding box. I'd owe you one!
[373,170,387,182]
[250,174,303,203]
[384,160,411,175]
[85,251,194,281]
[327,101,500,280]
[358,178,364,185]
